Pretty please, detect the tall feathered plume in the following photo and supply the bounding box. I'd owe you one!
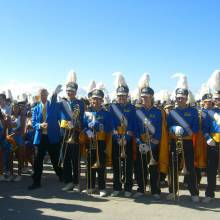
[138,73,150,90]
[113,72,127,89]
[7,89,13,100]
[95,82,105,91]
[187,90,195,105]
[171,73,189,89]
[155,90,171,103]
[207,69,220,92]
[66,70,77,84]
[195,82,210,100]
[87,80,96,93]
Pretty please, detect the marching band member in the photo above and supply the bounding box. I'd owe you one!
[60,70,85,192]
[167,73,199,202]
[201,70,220,203]
[134,73,162,199]
[83,83,112,197]
[110,72,136,197]
[28,86,70,190]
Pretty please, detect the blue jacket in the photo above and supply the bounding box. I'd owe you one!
[202,107,220,141]
[135,106,162,143]
[32,95,71,145]
[167,106,199,136]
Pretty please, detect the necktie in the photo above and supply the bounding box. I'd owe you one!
[42,103,46,122]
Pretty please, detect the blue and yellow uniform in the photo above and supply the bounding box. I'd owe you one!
[135,106,162,195]
[83,105,112,191]
[60,98,85,187]
[167,102,199,197]
[202,107,220,198]
[109,102,136,193]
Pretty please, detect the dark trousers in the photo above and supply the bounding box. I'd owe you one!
[63,130,80,185]
[135,146,160,194]
[32,134,62,185]
[169,139,199,196]
[63,143,80,184]
[112,139,133,192]
[135,151,148,193]
[205,145,219,198]
[87,141,106,190]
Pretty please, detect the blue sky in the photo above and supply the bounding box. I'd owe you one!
[0,0,220,97]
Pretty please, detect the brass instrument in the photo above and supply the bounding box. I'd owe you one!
[218,143,220,180]
[118,115,127,184]
[58,104,80,168]
[175,134,187,200]
[143,120,157,166]
[91,124,102,169]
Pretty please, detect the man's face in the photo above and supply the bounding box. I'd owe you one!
[176,96,187,107]
[117,95,128,105]
[203,100,213,109]
[214,98,220,107]
[40,90,48,103]
[141,95,152,106]
[66,90,76,99]
[91,97,102,108]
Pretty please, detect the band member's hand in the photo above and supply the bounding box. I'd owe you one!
[88,121,96,129]
[207,138,216,146]
[139,143,150,153]
[86,129,94,138]
[54,84,63,95]
[172,126,184,136]
[40,122,48,129]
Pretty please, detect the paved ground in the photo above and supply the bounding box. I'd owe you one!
[0,163,220,220]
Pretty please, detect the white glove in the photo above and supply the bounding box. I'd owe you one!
[54,84,62,95]
[88,121,95,129]
[139,143,150,153]
[174,126,184,136]
[86,130,94,138]
[207,138,216,146]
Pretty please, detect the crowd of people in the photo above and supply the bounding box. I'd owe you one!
[0,70,220,204]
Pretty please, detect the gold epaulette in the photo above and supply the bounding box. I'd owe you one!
[211,133,220,143]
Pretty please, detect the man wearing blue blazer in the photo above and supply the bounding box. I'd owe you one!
[28,86,70,190]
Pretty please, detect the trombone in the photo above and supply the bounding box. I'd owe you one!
[91,124,103,169]
[118,116,127,184]
[143,120,157,166]
[58,104,80,168]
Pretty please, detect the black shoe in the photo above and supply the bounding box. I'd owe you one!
[28,183,41,190]
[58,175,64,182]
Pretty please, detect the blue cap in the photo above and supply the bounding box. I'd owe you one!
[140,87,154,97]
[175,88,188,97]
[66,82,78,92]
[116,85,129,95]
[202,93,213,101]
[213,90,220,99]
[91,89,104,99]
